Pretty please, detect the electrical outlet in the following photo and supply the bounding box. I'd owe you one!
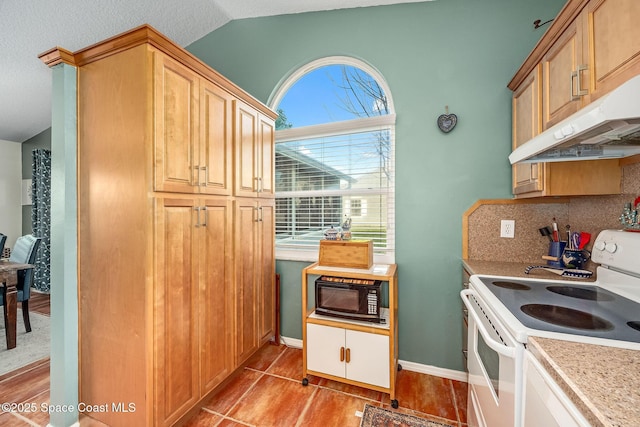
[500,219,515,238]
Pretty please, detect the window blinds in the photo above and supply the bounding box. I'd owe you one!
[275,117,395,256]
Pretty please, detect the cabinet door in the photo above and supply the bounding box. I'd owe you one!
[584,0,640,102]
[154,53,199,194]
[512,67,544,196]
[523,352,589,427]
[199,197,233,394]
[541,18,584,130]
[200,81,233,195]
[154,197,200,426]
[234,101,259,198]
[258,115,275,197]
[345,330,390,388]
[234,199,259,364]
[258,200,275,344]
[306,323,346,378]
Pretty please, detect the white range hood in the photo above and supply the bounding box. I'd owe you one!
[509,74,640,164]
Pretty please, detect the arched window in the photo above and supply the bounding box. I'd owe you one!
[270,57,395,264]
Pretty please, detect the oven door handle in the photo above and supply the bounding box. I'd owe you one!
[460,289,516,359]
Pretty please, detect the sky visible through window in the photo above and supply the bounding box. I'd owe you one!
[276,64,388,128]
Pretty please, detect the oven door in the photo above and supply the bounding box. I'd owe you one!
[461,289,524,427]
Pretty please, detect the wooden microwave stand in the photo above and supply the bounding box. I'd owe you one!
[301,262,399,407]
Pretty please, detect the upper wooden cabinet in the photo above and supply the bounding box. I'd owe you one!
[508,0,636,198]
[234,100,275,198]
[541,17,583,130]
[582,0,640,103]
[512,66,544,196]
[200,79,234,194]
[539,0,640,130]
[154,54,233,195]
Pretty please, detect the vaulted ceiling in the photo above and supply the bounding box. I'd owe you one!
[0,0,430,143]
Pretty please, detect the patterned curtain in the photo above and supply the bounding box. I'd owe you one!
[31,149,52,293]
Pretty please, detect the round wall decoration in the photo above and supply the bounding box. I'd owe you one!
[437,106,457,133]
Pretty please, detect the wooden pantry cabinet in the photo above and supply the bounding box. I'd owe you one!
[40,25,276,427]
[508,0,638,198]
[234,197,275,365]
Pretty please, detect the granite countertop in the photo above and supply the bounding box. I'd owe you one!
[528,337,640,427]
[462,258,637,427]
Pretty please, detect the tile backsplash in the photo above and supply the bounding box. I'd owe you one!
[465,162,640,267]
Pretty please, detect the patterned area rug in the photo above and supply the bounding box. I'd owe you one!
[0,312,50,376]
[360,404,455,427]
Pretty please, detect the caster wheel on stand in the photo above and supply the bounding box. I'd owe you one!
[391,399,399,409]
[302,378,309,386]
[397,364,402,372]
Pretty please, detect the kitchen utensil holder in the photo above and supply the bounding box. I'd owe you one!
[547,241,566,268]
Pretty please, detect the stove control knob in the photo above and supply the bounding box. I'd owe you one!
[605,242,618,253]
[595,241,606,251]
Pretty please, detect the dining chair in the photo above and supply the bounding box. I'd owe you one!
[0,234,42,332]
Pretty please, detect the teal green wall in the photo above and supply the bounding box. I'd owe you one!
[189,0,564,372]
[21,128,52,235]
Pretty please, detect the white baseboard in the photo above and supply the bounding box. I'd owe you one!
[280,336,302,348]
[279,335,468,383]
[397,359,468,382]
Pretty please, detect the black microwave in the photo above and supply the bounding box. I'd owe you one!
[315,276,382,323]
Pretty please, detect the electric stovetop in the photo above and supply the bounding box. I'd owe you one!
[476,276,640,344]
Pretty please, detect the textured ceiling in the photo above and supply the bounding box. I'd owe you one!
[0,0,430,143]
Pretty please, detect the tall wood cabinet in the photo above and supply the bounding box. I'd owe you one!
[234,198,275,364]
[40,25,276,427]
[508,0,640,198]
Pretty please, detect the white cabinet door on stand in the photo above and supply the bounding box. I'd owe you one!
[306,323,345,378]
[344,329,389,388]
[306,323,390,388]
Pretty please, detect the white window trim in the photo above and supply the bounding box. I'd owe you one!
[270,56,396,265]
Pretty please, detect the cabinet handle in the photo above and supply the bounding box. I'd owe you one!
[258,177,263,193]
[202,206,208,227]
[200,166,207,187]
[570,65,588,100]
[259,206,263,222]
[340,346,345,362]
[254,206,260,222]
[576,65,588,97]
[194,206,201,228]
[345,348,351,364]
[254,177,260,192]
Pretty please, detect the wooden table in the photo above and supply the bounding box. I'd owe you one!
[1,260,33,350]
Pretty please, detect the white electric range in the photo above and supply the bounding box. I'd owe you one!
[461,229,640,427]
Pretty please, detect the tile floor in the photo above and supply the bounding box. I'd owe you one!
[184,344,468,427]
[0,295,468,427]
